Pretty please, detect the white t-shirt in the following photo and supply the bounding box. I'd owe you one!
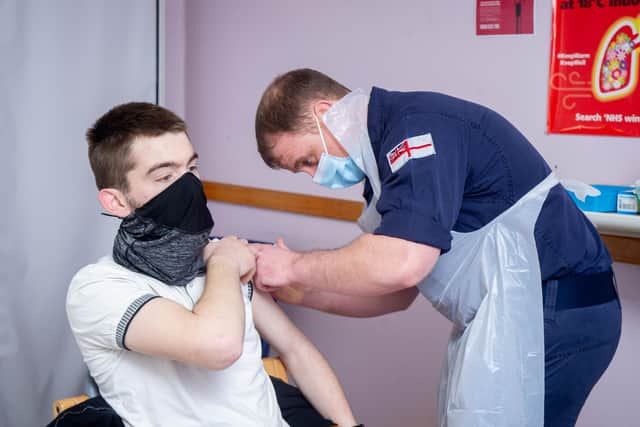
[66,255,289,427]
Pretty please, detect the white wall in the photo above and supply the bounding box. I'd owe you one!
[165,1,640,425]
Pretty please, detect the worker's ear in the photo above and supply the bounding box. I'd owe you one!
[312,100,334,117]
[98,188,133,218]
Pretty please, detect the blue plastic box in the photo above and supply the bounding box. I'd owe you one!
[566,184,633,212]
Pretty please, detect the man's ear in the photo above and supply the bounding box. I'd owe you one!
[313,100,335,117]
[98,188,133,218]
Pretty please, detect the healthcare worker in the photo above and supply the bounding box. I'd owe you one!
[252,68,621,427]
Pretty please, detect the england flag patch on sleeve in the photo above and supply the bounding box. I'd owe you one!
[386,133,436,173]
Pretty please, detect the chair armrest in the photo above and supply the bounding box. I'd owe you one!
[52,395,89,418]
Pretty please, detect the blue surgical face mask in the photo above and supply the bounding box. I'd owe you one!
[312,114,365,189]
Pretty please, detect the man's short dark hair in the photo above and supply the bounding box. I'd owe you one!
[87,102,187,191]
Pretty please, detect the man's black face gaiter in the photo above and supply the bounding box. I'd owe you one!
[112,172,214,286]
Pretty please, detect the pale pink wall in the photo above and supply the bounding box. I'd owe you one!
[165,1,639,425]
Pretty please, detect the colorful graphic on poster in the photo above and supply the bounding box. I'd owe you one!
[476,0,534,35]
[547,1,640,137]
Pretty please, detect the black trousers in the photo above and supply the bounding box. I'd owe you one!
[271,377,335,427]
[46,396,123,427]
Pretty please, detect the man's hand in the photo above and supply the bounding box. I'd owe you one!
[205,236,256,283]
[123,235,253,371]
[252,238,300,292]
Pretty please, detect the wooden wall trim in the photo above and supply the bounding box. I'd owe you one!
[203,181,362,222]
[203,181,640,265]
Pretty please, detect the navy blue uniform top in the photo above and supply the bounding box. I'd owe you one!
[364,87,611,281]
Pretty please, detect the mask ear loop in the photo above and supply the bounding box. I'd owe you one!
[313,114,329,154]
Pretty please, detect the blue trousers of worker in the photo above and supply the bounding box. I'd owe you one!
[542,272,622,427]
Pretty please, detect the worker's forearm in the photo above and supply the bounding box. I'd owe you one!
[297,287,419,317]
[291,234,437,296]
[281,339,357,427]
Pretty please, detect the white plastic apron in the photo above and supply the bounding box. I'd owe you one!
[324,90,555,427]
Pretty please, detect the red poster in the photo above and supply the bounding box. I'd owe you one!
[547,1,640,137]
[476,0,534,35]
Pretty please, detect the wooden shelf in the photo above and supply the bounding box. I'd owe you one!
[583,212,640,265]
[600,234,640,265]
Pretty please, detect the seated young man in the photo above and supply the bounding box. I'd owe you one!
[66,102,359,427]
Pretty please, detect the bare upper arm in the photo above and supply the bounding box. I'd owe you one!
[402,237,440,286]
[357,233,440,288]
[252,290,308,356]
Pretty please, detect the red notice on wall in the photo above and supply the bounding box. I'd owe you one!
[547,1,640,137]
[476,0,534,35]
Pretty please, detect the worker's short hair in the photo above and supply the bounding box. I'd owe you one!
[87,102,187,191]
[255,68,350,168]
